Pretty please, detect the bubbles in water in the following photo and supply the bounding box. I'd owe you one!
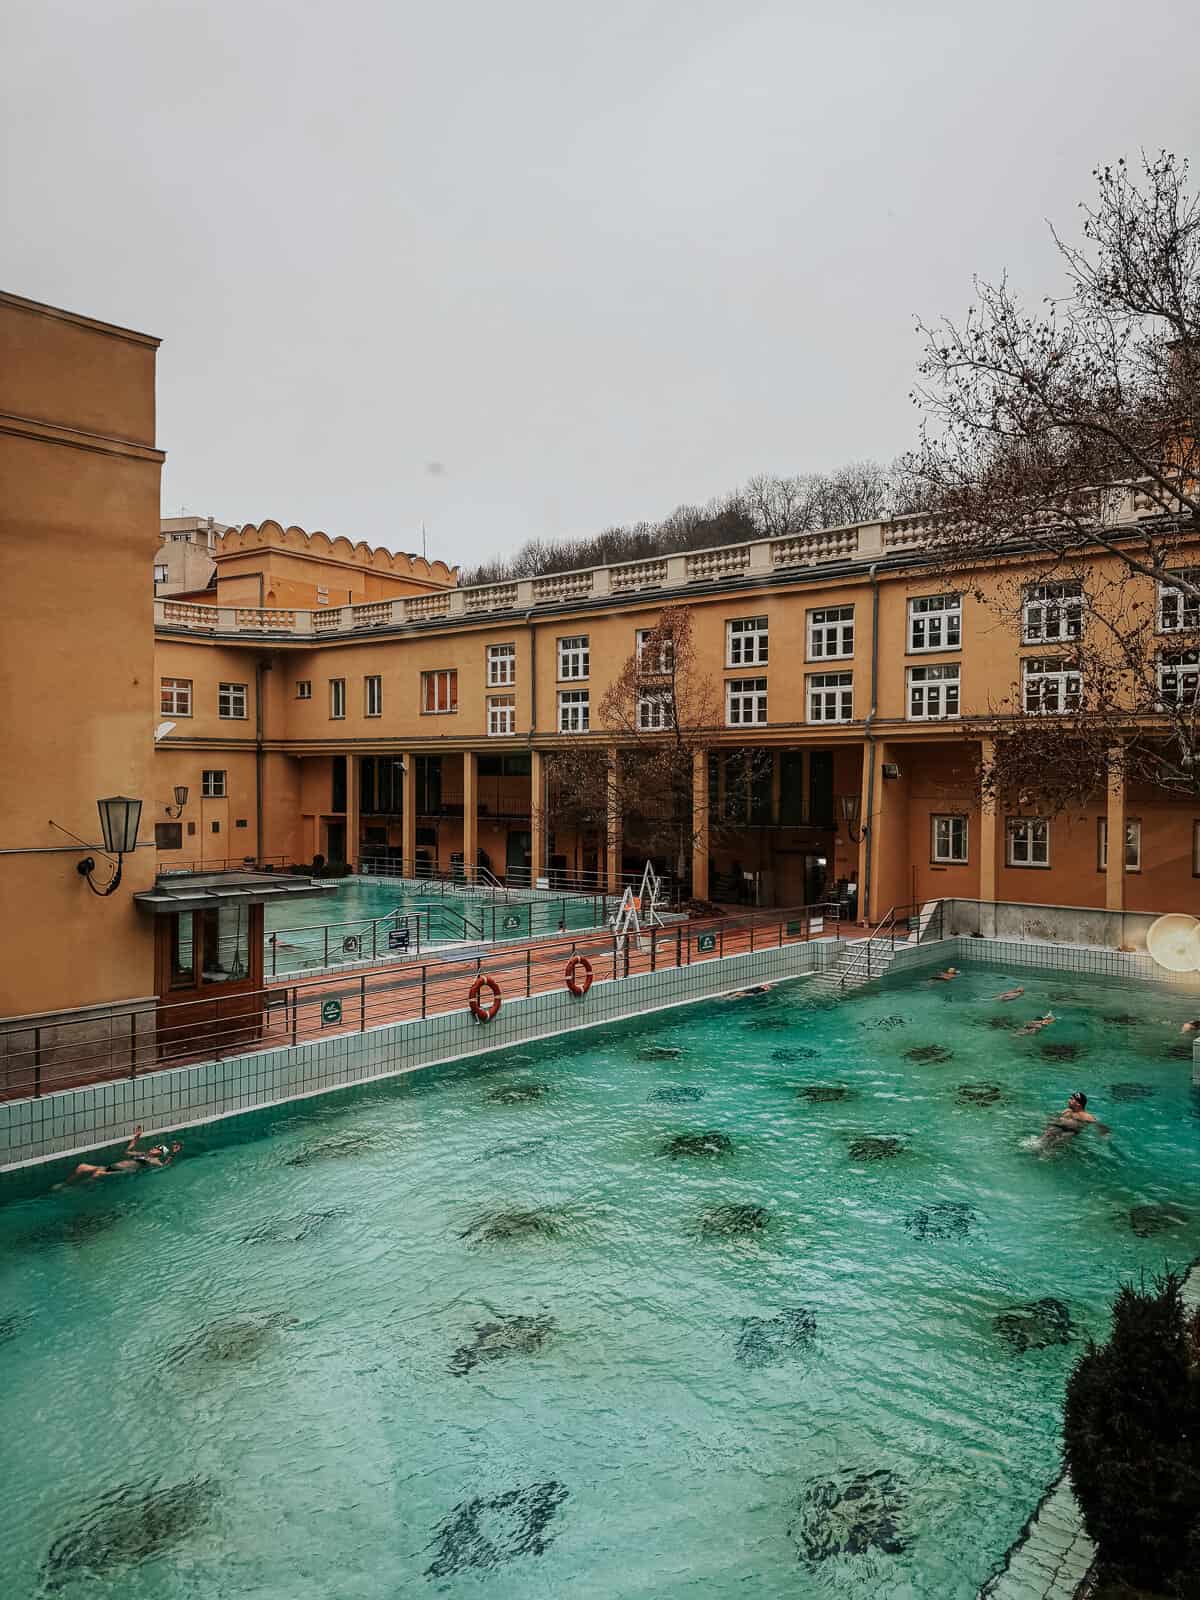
[638,1046,683,1061]
[697,1203,769,1238]
[460,1208,564,1243]
[904,1045,952,1063]
[424,1481,569,1577]
[847,1137,904,1161]
[797,1084,850,1103]
[1128,1203,1188,1237]
[790,1469,908,1563]
[735,1307,816,1366]
[1108,1082,1155,1102]
[993,1298,1073,1352]
[486,1082,551,1105]
[240,1210,347,1244]
[905,1202,977,1240]
[647,1086,706,1104]
[43,1477,219,1589]
[449,1314,556,1376]
[659,1131,733,1159]
[957,1083,1001,1106]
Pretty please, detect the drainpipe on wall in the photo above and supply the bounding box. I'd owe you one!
[861,562,880,924]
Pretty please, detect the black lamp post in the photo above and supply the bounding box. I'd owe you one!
[77,796,143,896]
[165,785,188,819]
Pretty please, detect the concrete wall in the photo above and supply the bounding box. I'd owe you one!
[939,897,1174,952]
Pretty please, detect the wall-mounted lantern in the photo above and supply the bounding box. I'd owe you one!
[77,796,143,896]
[838,793,868,844]
[165,785,188,818]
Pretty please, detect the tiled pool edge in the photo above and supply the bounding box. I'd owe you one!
[977,1259,1200,1600]
[0,937,841,1173]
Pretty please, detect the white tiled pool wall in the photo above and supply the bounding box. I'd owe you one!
[0,936,842,1172]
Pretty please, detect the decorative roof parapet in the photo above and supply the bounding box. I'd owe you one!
[213,520,457,587]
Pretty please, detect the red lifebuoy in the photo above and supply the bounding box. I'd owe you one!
[469,974,502,1022]
[565,953,594,998]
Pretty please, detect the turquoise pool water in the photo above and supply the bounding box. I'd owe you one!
[264,879,610,973]
[3,961,1200,1598]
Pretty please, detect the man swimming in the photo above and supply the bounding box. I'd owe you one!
[930,968,959,982]
[1016,1012,1055,1036]
[68,1126,181,1183]
[994,986,1025,1002]
[1037,1092,1108,1151]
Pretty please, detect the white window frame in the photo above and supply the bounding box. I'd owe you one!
[1023,582,1084,644]
[807,605,854,661]
[1006,817,1050,868]
[931,814,968,864]
[1098,817,1141,873]
[558,689,590,732]
[420,669,458,715]
[1158,569,1200,634]
[635,629,675,675]
[218,681,248,720]
[153,562,168,584]
[487,643,516,687]
[160,677,192,717]
[636,691,674,731]
[1157,650,1200,708]
[364,675,382,718]
[487,694,516,736]
[201,769,227,799]
[726,616,769,668]
[908,594,962,653]
[806,671,853,724]
[1022,658,1082,714]
[725,677,768,727]
[329,678,346,720]
[907,663,960,721]
[296,680,312,700]
[557,635,590,681]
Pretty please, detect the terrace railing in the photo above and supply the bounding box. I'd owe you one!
[2,902,841,1102]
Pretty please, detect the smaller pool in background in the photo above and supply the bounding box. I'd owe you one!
[264,877,616,973]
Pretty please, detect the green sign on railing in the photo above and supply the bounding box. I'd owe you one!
[786,918,803,936]
[697,932,717,953]
[321,998,343,1027]
[502,914,521,931]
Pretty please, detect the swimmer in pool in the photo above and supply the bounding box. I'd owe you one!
[1016,1012,1055,1036]
[67,1126,181,1183]
[930,968,959,983]
[1182,1019,1200,1035]
[995,987,1025,1002]
[1037,1092,1108,1150]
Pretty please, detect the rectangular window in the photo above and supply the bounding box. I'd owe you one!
[1022,657,1082,714]
[725,677,768,726]
[1098,818,1142,872]
[807,605,854,660]
[806,671,853,723]
[487,643,516,687]
[160,677,192,716]
[487,694,516,736]
[153,563,168,583]
[931,814,968,864]
[364,675,382,717]
[726,616,769,667]
[329,678,346,719]
[908,594,962,653]
[1023,581,1084,644]
[636,629,675,675]
[201,769,226,798]
[218,681,248,720]
[558,689,590,732]
[1158,569,1200,633]
[155,822,183,850]
[421,669,458,714]
[557,635,590,681]
[908,663,961,721]
[1158,650,1200,708]
[296,680,312,700]
[637,691,674,730]
[1006,817,1050,867]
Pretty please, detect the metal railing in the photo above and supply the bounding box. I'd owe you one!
[838,900,943,987]
[268,909,424,976]
[1,902,841,1103]
[156,853,295,877]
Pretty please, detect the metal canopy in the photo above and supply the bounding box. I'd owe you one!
[134,871,339,915]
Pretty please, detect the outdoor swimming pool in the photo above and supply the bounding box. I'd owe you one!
[3,960,1199,1598]
[264,877,613,973]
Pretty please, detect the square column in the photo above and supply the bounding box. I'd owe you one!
[606,748,622,892]
[462,751,478,880]
[345,753,360,870]
[401,753,416,877]
[1105,746,1126,912]
[978,738,997,906]
[530,749,546,886]
[692,749,710,900]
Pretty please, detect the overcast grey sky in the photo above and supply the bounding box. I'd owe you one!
[3,1,1196,568]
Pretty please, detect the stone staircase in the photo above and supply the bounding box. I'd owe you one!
[811,901,942,996]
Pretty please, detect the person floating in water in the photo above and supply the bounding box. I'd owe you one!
[68,1126,181,1183]
[1016,1012,1055,1036]
[1181,1019,1200,1035]
[930,968,959,983]
[1037,1092,1108,1151]
[994,986,1025,1002]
